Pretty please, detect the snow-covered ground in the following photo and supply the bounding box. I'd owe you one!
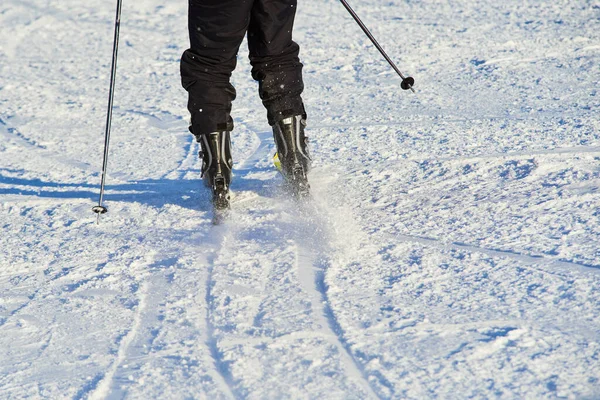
[1,0,599,398]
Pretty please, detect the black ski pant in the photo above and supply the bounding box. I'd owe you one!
[180,0,306,138]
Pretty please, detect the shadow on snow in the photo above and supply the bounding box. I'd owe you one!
[0,164,279,211]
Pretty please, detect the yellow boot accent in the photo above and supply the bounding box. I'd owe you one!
[273,152,282,172]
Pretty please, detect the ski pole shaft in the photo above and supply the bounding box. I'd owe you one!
[93,0,123,221]
[339,0,415,92]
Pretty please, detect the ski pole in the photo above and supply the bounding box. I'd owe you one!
[92,0,123,223]
[339,0,415,92]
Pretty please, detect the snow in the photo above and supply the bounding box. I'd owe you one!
[1,0,599,398]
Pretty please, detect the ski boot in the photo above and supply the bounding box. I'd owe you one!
[272,115,311,198]
[198,131,233,220]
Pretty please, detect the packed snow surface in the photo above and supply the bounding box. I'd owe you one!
[1,0,599,398]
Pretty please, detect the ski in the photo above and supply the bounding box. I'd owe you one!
[211,179,230,225]
[273,151,311,200]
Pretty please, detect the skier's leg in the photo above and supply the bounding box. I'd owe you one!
[181,0,253,138]
[248,0,310,195]
[247,0,306,125]
[181,0,253,212]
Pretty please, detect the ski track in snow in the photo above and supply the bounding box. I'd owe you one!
[77,235,237,400]
[391,232,600,276]
[0,115,93,174]
[239,129,380,398]
[205,229,241,400]
[89,279,151,400]
[2,0,600,398]
[295,241,381,399]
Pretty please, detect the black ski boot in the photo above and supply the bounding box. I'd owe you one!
[198,131,233,220]
[272,115,311,197]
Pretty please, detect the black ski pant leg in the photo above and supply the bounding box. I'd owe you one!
[180,0,253,138]
[248,0,306,125]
